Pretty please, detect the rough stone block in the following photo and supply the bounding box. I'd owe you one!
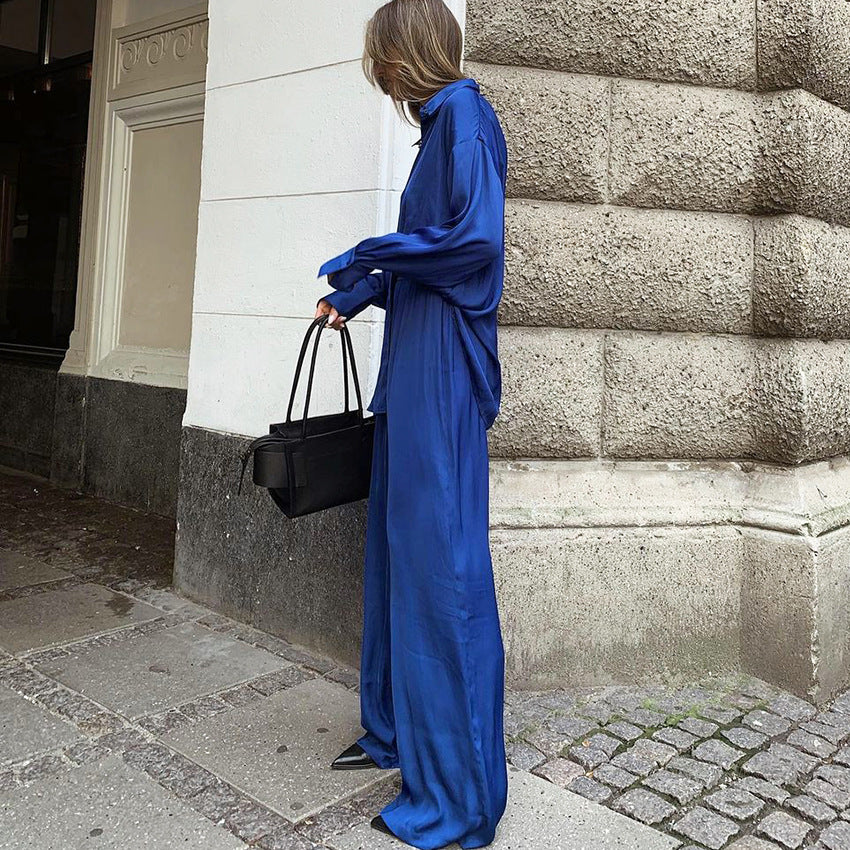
[754,215,850,339]
[464,0,756,89]
[704,786,767,820]
[612,787,676,824]
[752,339,850,463]
[469,62,608,203]
[602,333,850,464]
[604,83,850,225]
[531,757,583,788]
[603,332,754,459]
[758,89,850,226]
[610,80,759,214]
[642,769,703,805]
[501,200,752,334]
[668,756,724,789]
[672,805,740,849]
[758,0,850,112]
[488,328,602,458]
[755,810,812,848]
[786,793,837,823]
[820,820,850,850]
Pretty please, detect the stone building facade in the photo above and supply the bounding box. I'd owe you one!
[461,0,850,702]
[3,0,848,703]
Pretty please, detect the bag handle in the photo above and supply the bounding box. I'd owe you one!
[286,315,366,440]
[286,315,348,420]
[294,317,366,440]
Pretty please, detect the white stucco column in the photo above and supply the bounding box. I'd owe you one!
[183,0,457,437]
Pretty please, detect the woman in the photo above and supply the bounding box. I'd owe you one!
[314,1,508,847]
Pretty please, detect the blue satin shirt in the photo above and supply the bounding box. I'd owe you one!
[316,76,508,429]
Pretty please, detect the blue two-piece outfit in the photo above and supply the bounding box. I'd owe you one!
[316,77,509,850]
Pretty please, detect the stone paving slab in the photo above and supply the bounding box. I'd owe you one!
[0,754,246,849]
[36,621,289,720]
[0,684,82,764]
[327,766,682,850]
[162,677,393,824]
[0,549,69,591]
[0,583,161,653]
[5,477,850,850]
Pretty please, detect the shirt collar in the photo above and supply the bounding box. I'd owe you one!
[419,77,479,122]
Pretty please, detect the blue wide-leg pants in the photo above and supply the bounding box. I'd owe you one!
[355,370,508,849]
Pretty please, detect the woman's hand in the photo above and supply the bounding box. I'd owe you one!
[315,298,346,330]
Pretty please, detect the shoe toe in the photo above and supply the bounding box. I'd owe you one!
[331,742,376,769]
[370,814,394,836]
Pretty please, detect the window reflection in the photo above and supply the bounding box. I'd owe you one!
[0,0,41,74]
[49,0,97,62]
[0,0,95,356]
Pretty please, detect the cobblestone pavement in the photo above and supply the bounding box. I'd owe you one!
[505,677,850,849]
[2,466,850,849]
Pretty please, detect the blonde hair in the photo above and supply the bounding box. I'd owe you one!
[362,0,465,126]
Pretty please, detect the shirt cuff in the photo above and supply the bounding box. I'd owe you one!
[317,247,356,279]
[316,288,367,319]
[317,247,375,292]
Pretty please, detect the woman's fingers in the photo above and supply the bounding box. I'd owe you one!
[313,299,346,330]
[328,308,347,330]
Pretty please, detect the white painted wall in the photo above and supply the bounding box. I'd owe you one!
[183,0,466,436]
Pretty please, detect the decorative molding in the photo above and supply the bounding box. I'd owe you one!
[489,456,850,538]
[63,3,209,381]
[110,4,208,101]
[89,346,190,390]
[89,90,204,391]
[60,0,115,377]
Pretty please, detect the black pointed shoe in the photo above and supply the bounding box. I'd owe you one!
[330,741,378,770]
[371,814,414,846]
[370,814,396,837]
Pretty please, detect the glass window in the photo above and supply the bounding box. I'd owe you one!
[0,0,41,74]
[0,0,95,356]
[49,0,97,61]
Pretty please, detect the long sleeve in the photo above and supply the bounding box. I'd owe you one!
[316,135,504,292]
[316,271,390,319]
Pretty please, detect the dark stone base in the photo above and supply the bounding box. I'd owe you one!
[0,360,57,477]
[174,425,368,668]
[0,363,185,516]
[80,376,185,515]
[50,372,86,489]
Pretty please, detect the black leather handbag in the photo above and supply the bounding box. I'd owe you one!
[238,314,375,517]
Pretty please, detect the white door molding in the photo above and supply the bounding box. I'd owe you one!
[110,4,209,100]
[62,2,208,389]
[88,88,204,389]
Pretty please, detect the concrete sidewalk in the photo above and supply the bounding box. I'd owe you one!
[0,554,677,849]
[4,466,850,850]
[0,467,677,849]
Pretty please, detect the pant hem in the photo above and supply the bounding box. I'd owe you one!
[357,732,399,770]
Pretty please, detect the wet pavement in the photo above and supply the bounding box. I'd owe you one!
[2,466,850,849]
